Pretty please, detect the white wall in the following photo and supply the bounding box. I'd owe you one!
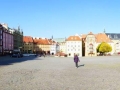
[50,44,57,54]
[59,42,66,53]
[66,41,82,57]
[108,42,115,54]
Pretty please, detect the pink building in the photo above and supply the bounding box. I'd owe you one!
[0,24,3,55]
[1,23,13,55]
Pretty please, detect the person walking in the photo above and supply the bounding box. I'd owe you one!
[74,54,80,68]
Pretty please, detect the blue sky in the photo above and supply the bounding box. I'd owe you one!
[1,0,120,38]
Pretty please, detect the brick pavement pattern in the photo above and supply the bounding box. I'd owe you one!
[0,56,120,90]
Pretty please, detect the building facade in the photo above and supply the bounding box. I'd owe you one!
[83,32,114,56]
[50,41,57,55]
[66,35,82,57]
[33,37,52,54]
[53,38,66,53]
[59,42,66,53]
[23,36,34,53]
[9,26,23,51]
[105,33,120,53]
[1,23,14,55]
[0,24,3,55]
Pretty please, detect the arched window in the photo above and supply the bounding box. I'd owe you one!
[116,42,120,52]
[89,43,93,53]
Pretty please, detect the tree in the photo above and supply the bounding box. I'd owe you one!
[97,42,112,54]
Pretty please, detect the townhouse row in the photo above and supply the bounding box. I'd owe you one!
[0,23,23,56]
[23,32,120,57]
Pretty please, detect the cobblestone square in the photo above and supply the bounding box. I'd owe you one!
[0,56,120,90]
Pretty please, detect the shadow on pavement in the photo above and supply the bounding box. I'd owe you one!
[0,56,42,66]
[78,64,85,67]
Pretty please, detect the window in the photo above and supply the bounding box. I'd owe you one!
[116,43,119,50]
[69,53,71,56]
[89,43,93,53]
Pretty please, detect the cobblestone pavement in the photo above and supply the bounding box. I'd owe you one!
[0,56,120,90]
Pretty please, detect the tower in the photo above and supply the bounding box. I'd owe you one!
[103,29,106,33]
[51,35,53,39]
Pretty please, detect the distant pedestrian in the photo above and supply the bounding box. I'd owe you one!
[43,53,45,57]
[74,54,80,68]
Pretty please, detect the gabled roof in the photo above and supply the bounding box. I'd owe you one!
[66,36,81,41]
[96,33,113,43]
[81,32,113,43]
[23,36,33,43]
[33,38,53,45]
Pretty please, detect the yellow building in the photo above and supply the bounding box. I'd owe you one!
[33,38,52,54]
[23,36,34,53]
[59,42,66,53]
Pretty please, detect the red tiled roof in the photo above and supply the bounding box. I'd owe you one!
[33,38,53,45]
[81,33,113,43]
[66,36,81,41]
[96,33,113,43]
[23,36,33,43]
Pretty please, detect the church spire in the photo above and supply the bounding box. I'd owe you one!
[51,35,53,39]
[104,29,106,33]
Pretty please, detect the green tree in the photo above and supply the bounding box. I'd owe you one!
[97,42,112,54]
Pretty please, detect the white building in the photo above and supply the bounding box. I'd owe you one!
[50,42,56,55]
[66,35,82,57]
[59,42,66,53]
[50,42,60,55]
[105,33,120,54]
[52,38,66,53]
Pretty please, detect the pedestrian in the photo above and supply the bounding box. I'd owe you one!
[74,54,80,68]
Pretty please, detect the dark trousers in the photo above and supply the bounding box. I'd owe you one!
[75,62,78,67]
